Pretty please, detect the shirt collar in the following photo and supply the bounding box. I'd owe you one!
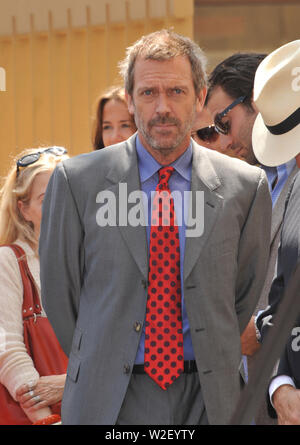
[136,134,192,183]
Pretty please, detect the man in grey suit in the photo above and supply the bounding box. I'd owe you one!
[39,30,271,425]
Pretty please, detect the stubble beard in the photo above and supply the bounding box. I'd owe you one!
[133,103,197,157]
[237,120,258,165]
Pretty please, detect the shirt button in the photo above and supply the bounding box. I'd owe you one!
[134,322,142,332]
[123,364,131,374]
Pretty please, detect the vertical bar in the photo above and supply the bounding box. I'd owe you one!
[67,8,73,151]
[105,2,110,87]
[48,10,54,144]
[30,13,35,143]
[86,5,92,143]
[12,15,18,153]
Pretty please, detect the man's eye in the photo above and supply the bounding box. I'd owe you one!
[143,90,152,96]
[174,88,182,94]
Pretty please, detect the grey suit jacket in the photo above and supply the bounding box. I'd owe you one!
[39,134,271,425]
[254,164,299,314]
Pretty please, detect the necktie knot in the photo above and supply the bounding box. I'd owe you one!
[158,167,174,188]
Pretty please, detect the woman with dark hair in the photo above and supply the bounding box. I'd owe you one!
[92,86,136,150]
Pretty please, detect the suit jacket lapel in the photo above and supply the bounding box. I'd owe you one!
[184,143,223,281]
[105,135,149,280]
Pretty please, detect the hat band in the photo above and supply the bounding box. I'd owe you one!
[266,107,300,135]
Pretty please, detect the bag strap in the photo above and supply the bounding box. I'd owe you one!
[2,244,42,320]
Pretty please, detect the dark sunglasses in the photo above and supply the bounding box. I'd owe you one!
[214,95,246,135]
[194,125,219,143]
[16,146,67,175]
[194,95,247,144]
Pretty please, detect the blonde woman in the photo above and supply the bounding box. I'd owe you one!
[0,147,69,425]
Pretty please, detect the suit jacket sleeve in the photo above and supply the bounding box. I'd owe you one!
[256,173,298,341]
[256,256,284,342]
[39,162,84,356]
[235,169,272,334]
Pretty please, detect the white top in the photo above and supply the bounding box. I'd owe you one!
[0,239,46,400]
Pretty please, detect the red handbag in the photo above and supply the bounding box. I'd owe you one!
[0,244,68,425]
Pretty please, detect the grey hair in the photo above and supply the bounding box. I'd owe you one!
[119,29,207,96]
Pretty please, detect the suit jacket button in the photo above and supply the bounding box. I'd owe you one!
[141,280,147,289]
[123,364,131,374]
[134,322,141,332]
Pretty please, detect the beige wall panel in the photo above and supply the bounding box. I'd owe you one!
[194,3,300,72]
[14,35,33,150]
[88,27,108,146]
[109,0,127,22]
[0,3,15,35]
[149,0,167,18]
[68,2,89,28]
[172,0,194,18]
[69,29,90,154]
[126,22,146,46]
[128,0,147,21]
[31,35,52,148]
[50,0,73,30]
[107,25,127,86]
[0,39,16,176]
[50,32,71,150]
[10,0,31,34]
[88,0,106,25]
[281,5,300,44]
[23,0,49,33]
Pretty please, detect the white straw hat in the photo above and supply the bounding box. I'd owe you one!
[252,40,300,166]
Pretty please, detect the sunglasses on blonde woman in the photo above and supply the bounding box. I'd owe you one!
[16,147,67,176]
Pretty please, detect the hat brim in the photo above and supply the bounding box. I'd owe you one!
[252,113,300,166]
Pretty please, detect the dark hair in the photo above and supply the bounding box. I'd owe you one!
[206,53,267,111]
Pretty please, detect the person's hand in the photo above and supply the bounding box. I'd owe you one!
[241,316,260,356]
[273,385,300,425]
[16,374,66,411]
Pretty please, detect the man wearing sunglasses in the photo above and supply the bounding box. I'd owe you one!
[202,53,299,424]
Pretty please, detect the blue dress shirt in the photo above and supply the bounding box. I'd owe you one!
[134,136,195,364]
[262,158,296,207]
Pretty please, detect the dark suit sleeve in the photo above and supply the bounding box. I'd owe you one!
[39,162,84,356]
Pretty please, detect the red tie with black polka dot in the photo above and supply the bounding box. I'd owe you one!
[144,166,184,390]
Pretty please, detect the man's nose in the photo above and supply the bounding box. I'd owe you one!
[155,93,171,114]
[111,128,123,143]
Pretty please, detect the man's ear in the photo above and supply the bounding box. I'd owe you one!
[196,86,207,113]
[125,91,135,116]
